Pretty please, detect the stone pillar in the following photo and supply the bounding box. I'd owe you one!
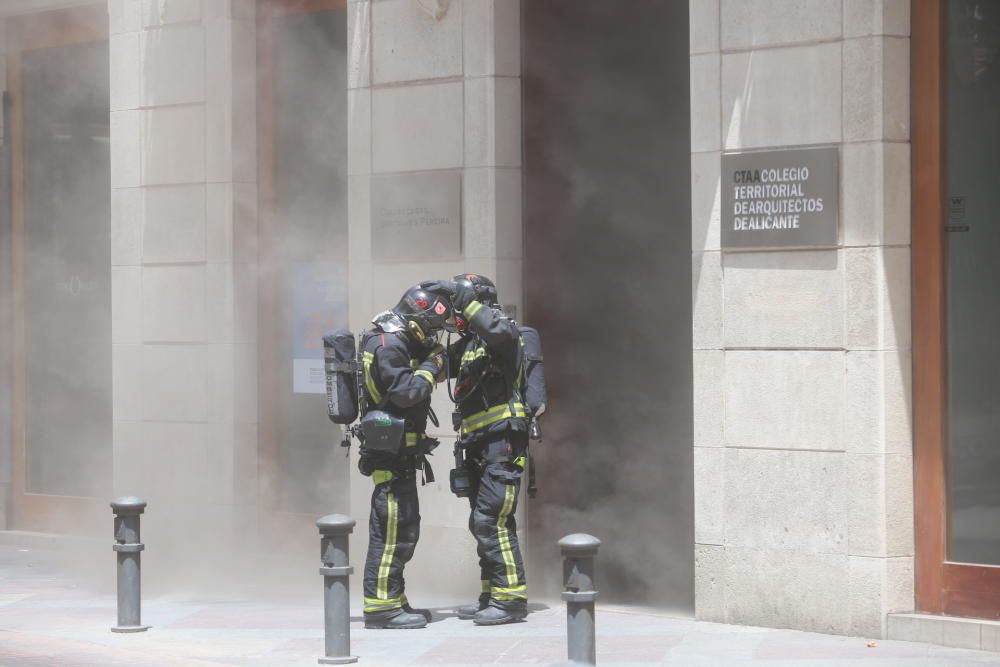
[346,0,523,594]
[690,0,913,638]
[108,0,257,542]
[0,19,10,530]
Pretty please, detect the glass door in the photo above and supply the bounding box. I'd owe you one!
[914,0,1000,618]
[6,6,110,532]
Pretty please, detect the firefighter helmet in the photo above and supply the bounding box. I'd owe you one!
[392,284,454,346]
[453,273,498,306]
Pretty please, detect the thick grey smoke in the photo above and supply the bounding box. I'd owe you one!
[522,0,694,612]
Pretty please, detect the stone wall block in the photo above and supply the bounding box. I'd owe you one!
[847,452,886,556]
[113,343,143,421]
[372,0,462,84]
[885,451,914,556]
[348,175,372,260]
[695,544,727,622]
[112,421,146,497]
[142,105,206,185]
[722,43,841,149]
[206,343,235,424]
[724,351,844,450]
[139,24,206,106]
[463,168,497,258]
[206,183,233,263]
[348,88,372,176]
[691,53,721,153]
[884,349,912,454]
[693,252,723,350]
[112,265,142,343]
[695,446,725,544]
[348,261,373,334]
[881,246,910,351]
[111,110,142,188]
[725,448,846,552]
[844,0,910,37]
[232,183,257,265]
[348,0,371,89]
[372,82,463,172]
[842,142,911,247]
[691,151,721,252]
[142,264,207,342]
[110,0,143,35]
[493,168,522,259]
[690,0,720,54]
[723,250,843,349]
[844,37,910,142]
[465,77,522,168]
[848,555,886,637]
[110,31,140,111]
[465,0,520,77]
[725,548,849,634]
[886,556,915,614]
[721,0,841,49]
[694,349,724,447]
[112,188,144,266]
[233,263,257,346]
[205,263,234,344]
[142,344,207,422]
[142,0,201,27]
[142,184,206,263]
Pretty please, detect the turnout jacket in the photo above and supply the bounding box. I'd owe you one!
[449,300,528,446]
[360,328,439,439]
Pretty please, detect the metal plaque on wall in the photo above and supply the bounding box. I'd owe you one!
[372,171,462,262]
[721,147,839,250]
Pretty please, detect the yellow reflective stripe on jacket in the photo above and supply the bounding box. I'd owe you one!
[461,347,488,363]
[362,351,382,404]
[414,369,435,386]
[463,300,484,319]
[461,402,528,433]
[372,469,394,485]
[491,584,527,600]
[363,596,403,612]
[513,456,526,469]
[496,484,518,587]
[376,492,398,600]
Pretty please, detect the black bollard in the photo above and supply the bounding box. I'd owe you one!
[559,533,600,665]
[317,514,358,664]
[111,497,149,633]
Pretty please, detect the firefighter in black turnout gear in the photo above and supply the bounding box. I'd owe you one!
[426,275,529,626]
[358,284,452,629]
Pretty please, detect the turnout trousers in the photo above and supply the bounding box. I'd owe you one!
[467,432,528,610]
[363,472,420,618]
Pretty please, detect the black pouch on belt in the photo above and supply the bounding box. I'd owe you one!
[359,409,405,454]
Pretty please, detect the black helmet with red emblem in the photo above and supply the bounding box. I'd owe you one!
[452,273,499,334]
[390,283,455,347]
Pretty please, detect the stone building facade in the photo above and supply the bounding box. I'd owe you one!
[2,0,999,649]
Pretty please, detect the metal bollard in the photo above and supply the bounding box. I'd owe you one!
[317,514,358,665]
[559,533,600,665]
[110,497,149,633]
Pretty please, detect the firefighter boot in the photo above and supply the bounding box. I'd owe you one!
[473,601,527,626]
[457,594,490,620]
[364,609,428,630]
[403,603,432,623]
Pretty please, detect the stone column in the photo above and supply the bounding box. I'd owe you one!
[346,0,523,595]
[108,0,257,542]
[690,0,913,638]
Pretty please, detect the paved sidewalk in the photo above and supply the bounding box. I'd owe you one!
[2,544,999,666]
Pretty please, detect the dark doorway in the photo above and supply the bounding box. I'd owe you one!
[523,0,693,611]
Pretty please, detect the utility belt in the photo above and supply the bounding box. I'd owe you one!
[358,406,439,484]
[449,431,527,497]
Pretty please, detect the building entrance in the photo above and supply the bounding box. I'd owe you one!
[914,0,1000,619]
[522,0,694,610]
[5,6,110,532]
[257,0,349,519]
